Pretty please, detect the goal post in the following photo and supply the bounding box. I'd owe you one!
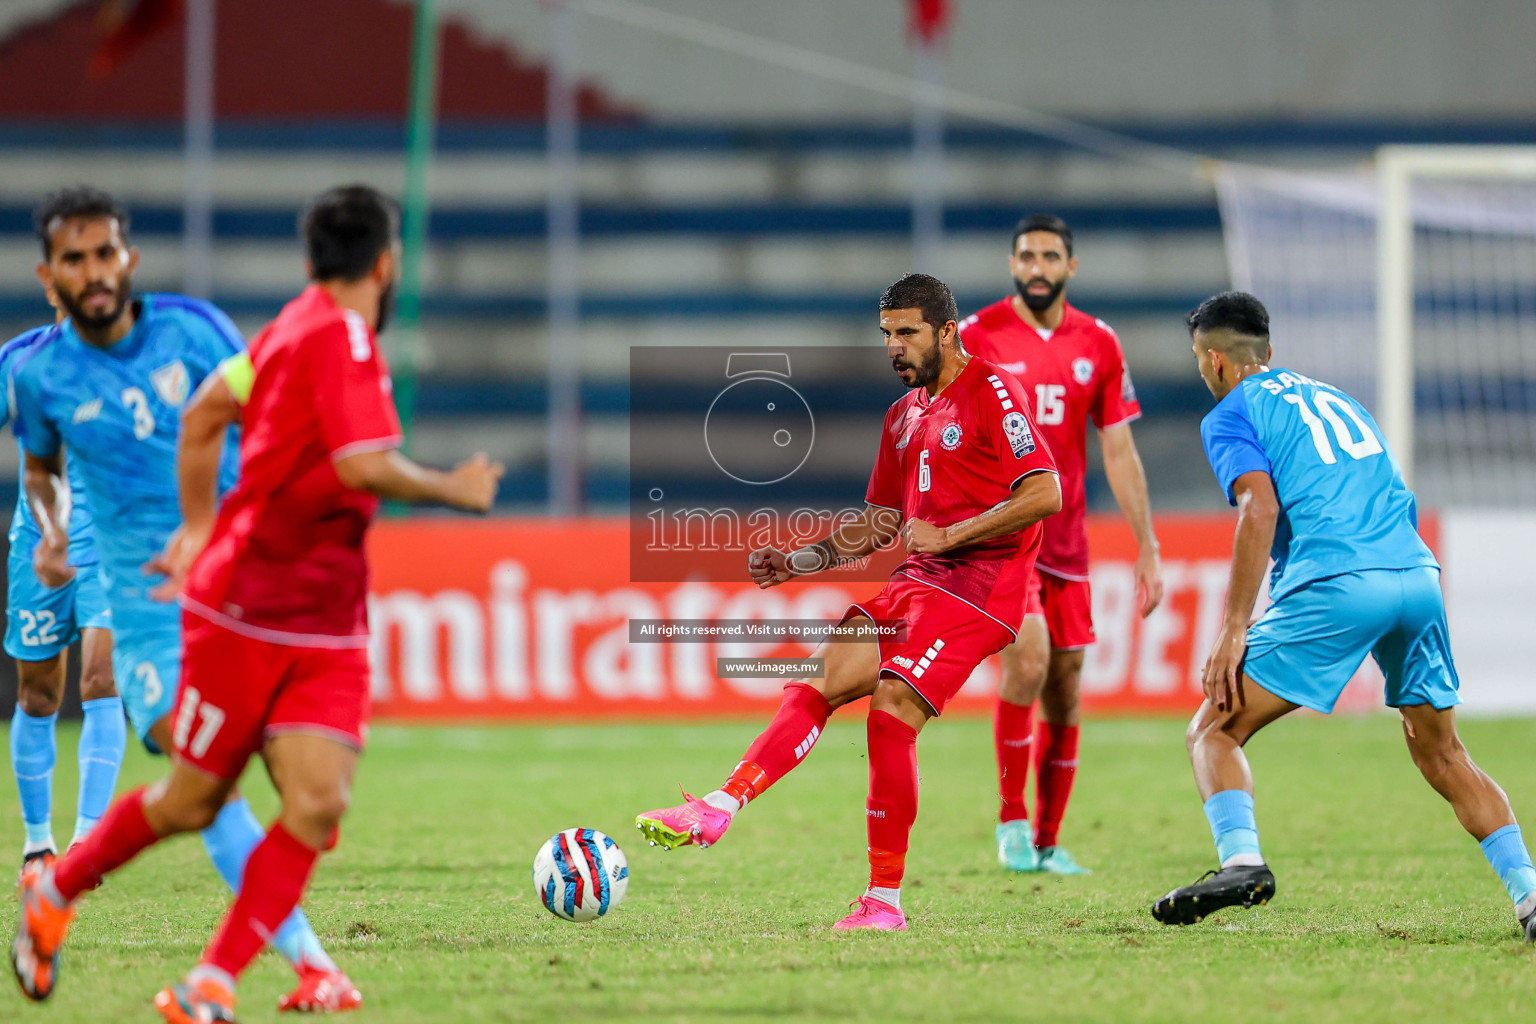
[1376,146,1536,486]
[1216,145,1536,506]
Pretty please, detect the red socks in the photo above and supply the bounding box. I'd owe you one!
[865,710,919,889]
[203,823,320,979]
[55,787,160,901]
[994,699,1035,823]
[722,682,832,807]
[1033,721,1080,849]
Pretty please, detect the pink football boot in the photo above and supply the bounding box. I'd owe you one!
[635,791,733,850]
[833,894,908,931]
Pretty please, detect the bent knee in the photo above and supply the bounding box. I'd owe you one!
[286,785,351,830]
[16,686,62,718]
[160,795,223,834]
[1186,705,1252,751]
[78,667,117,703]
[1407,734,1466,773]
[998,650,1048,705]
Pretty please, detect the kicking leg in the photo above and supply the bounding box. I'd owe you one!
[12,759,233,1001]
[158,733,357,1023]
[1151,677,1295,925]
[834,674,931,931]
[71,627,124,849]
[12,654,66,863]
[1034,647,1089,873]
[1399,703,1536,936]
[143,714,345,995]
[994,616,1047,870]
[636,622,881,850]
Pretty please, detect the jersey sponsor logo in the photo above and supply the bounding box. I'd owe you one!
[939,422,963,450]
[1072,357,1094,385]
[150,359,190,407]
[999,360,1026,375]
[1002,411,1036,458]
[895,429,912,450]
[71,398,103,424]
[1121,368,1137,404]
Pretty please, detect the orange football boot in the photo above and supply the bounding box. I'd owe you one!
[10,858,74,1001]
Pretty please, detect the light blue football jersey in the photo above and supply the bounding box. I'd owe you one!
[11,294,243,608]
[1200,367,1437,601]
[0,323,96,565]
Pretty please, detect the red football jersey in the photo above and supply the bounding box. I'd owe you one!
[959,299,1141,580]
[865,356,1058,632]
[183,285,403,647]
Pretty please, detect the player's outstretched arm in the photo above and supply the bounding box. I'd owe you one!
[1202,470,1279,711]
[904,470,1061,554]
[22,450,74,588]
[748,504,903,588]
[1101,422,1165,616]
[333,449,504,513]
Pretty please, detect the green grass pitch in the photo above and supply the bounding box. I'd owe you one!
[5,714,1536,1023]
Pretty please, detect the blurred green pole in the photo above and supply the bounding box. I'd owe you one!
[395,0,440,452]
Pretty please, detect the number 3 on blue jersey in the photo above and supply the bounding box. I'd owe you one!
[121,386,155,440]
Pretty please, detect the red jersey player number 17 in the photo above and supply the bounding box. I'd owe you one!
[11,187,502,1021]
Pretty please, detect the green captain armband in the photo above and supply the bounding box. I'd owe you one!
[219,351,254,405]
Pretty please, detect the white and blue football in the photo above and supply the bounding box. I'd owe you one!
[533,828,629,922]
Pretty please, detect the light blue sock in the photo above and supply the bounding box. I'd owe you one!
[200,798,336,972]
[10,705,57,849]
[1480,824,1536,911]
[73,697,127,843]
[1203,789,1264,867]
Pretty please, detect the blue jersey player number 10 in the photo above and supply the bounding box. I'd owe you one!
[1148,291,1536,945]
[1258,371,1383,464]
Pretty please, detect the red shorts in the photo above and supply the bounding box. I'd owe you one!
[1022,571,1095,650]
[172,612,372,780]
[844,573,1015,716]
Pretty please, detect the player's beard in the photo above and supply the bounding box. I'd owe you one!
[375,280,397,335]
[1014,275,1066,314]
[55,276,131,332]
[893,340,943,390]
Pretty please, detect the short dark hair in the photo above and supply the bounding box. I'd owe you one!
[1011,214,1073,257]
[878,273,958,334]
[300,184,401,282]
[34,186,129,259]
[1186,291,1270,341]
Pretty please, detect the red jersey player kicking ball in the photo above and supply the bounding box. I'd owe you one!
[960,215,1164,876]
[11,185,503,1022]
[636,274,1061,930]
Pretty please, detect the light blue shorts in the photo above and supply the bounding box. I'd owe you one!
[109,598,183,748]
[1244,566,1461,714]
[5,551,112,661]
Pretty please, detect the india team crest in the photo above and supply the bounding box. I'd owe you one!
[150,359,191,407]
[1002,411,1035,458]
[1072,357,1094,385]
[939,423,963,450]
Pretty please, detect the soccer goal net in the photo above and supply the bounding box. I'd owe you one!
[1215,147,1536,508]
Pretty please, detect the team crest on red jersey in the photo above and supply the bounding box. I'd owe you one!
[940,422,963,450]
[1071,357,1094,385]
